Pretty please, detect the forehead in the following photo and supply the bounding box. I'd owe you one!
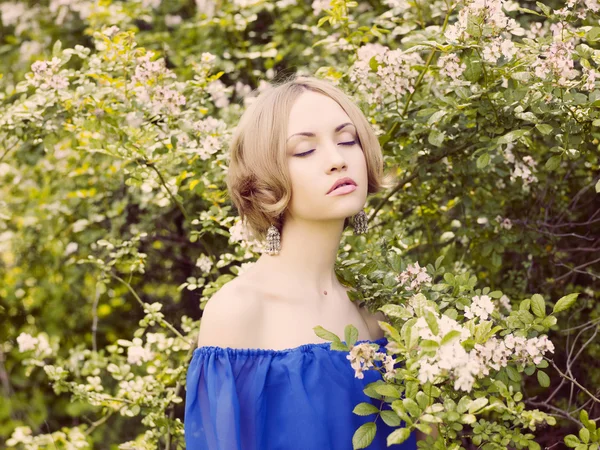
[286,91,351,135]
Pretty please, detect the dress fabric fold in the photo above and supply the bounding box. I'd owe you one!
[185,336,417,450]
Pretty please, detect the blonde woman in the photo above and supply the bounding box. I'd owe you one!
[185,75,418,449]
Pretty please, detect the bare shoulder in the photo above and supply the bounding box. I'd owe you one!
[196,278,263,349]
[343,285,387,340]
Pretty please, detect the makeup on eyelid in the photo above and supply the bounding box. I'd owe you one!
[294,140,357,157]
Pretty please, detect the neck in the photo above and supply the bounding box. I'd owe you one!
[253,216,346,302]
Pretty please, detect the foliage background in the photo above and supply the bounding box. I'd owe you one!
[0,0,598,448]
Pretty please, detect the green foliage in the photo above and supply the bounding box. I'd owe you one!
[0,0,598,448]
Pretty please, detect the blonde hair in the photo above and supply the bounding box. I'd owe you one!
[226,74,395,242]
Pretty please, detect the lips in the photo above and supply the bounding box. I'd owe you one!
[327,176,357,194]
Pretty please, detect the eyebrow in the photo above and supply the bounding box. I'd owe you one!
[286,122,355,143]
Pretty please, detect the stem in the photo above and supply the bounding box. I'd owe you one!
[549,359,600,405]
[110,273,185,340]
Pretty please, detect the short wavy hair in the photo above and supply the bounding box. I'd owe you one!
[226,74,394,242]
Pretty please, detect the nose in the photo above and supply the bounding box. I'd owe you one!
[326,142,348,173]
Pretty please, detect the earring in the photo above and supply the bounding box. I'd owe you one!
[353,209,368,235]
[265,224,281,255]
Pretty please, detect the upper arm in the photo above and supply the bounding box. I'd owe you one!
[360,307,387,340]
[197,282,262,349]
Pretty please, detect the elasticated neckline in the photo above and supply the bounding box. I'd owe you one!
[193,336,388,358]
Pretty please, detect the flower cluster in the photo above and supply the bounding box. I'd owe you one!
[503,143,539,191]
[444,0,523,44]
[532,40,579,87]
[412,304,555,392]
[16,332,53,358]
[464,294,495,321]
[349,43,423,107]
[346,342,397,381]
[495,215,513,230]
[437,53,466,82]
[127,338,154,366]
[27,57,69,91]
[127,51,186,115]
[395,261,432,291]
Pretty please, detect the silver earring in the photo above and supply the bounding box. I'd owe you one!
[353,209,368,234]
[265,224,281,255]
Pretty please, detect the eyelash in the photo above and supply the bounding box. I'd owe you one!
[295,141,357,157]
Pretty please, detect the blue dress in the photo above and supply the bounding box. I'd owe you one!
[185,336,417,449]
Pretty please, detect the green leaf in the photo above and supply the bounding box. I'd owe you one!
[564,435,580,448]
[545,155,562,171]
[506,365,521,382]
[531,294,546,318]
[345,324,359,347]
[425,310,439,336]
[313,326,342,343]
[477,153,490,169]
[352,422,377,449]
[387,428,411,445]
[537,370,550,387]
[579,428,590,444]
[468,397,488,413]
[536,1,551,16]
[52,39,63,57]
[440,330,461,346]
[461,413,477,424]
[553,293,579,314]
[457,396,471,414]
[580,409,597,431]
[420,339,439,351]
[380,410,401,427]
[416,391,429,410]
[403,398,421,417]
[353,402,380,416]
[595,179,600,193]
[497,129,528,145]
[374,384,401,398]
[542,315,557,328]
[414,422,432,435]
[428,129,445,147]
[536,124,554,135]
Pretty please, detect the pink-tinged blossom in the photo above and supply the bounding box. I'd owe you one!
[482,37,518,64]
[532,40,579,87]
[350,43,423,107]
[495,215,513,230]
[28,57,69,91]
[395,261,432,291]
[502,144,539,191]
[346,342,378,379]
[582,66,598,91]
[437,53,466,81]
[444,0,523,43]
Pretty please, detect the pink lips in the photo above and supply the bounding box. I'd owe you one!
[327,176,357,195]
[327,184,357,196]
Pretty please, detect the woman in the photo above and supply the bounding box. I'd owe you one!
[184,75,418,449]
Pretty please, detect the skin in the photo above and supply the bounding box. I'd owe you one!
[246,90,369,311]
[239,90,431,442]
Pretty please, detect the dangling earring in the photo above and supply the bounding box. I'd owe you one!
[353,209,368,234]
[265,224,281,255]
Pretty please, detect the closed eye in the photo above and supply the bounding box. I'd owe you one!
[295,141,357,157]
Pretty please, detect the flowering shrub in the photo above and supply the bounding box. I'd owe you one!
[320,253,582,448]
[1,0,598,448]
